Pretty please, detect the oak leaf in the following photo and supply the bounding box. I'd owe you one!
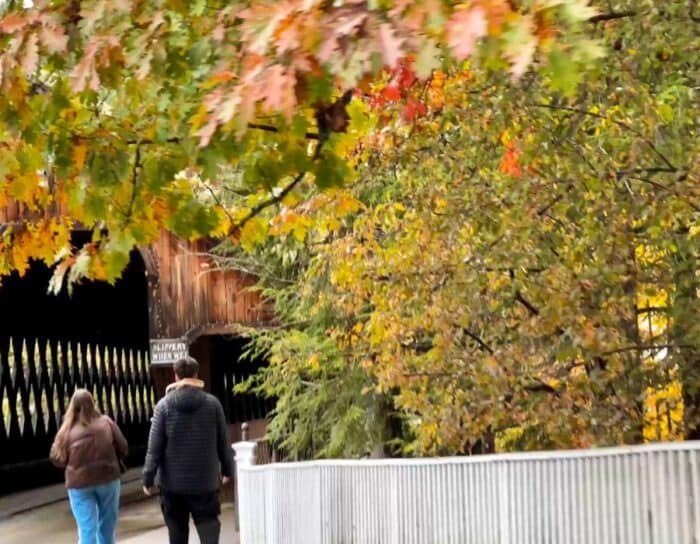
[39,24,69,54]
[378,23,404,69]
[446,7,487,60]
[0,13,26,34]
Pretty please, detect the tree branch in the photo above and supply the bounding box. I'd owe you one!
[537,194,564,216]
[532,104,678,172]
[230,171,307,235]
[616,167,678,177]
[514,291,540,316]
[202,182,235,226]
[126,137,181,145]
[124,144,141,224]
[690,0,700,22]
[462,328,494,354]
[123,122,321,146]
[0,221,24,236]
[637,306,668,315]
[248,123,321,140]
[228,135,327,234]
[598,344,697,357]
[628,177,700,213]
[588,10,638,23]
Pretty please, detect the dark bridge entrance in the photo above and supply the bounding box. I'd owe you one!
[0,237,153,495]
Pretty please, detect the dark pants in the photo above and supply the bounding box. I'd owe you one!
[160,491,221,544]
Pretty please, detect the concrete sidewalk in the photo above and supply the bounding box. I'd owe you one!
[0,468,145,519]
[120,502,239,544]
[0,472,239,543]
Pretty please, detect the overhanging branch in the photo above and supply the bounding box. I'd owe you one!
[228,133,327,235]
[588,11,638,23]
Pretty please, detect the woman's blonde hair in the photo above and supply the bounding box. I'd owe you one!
[50,389,101,465]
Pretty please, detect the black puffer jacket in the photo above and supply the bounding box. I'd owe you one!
[143,386,233,494]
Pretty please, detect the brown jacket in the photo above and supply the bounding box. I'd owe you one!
[51,416,128,489]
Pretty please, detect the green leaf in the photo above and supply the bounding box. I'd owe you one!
[314,149,350,189]
[415,39,441,80]
[561,0,599,22]
[547,47,581,96]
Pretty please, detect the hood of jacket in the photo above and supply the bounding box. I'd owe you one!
[168,385,208,414]
[165,378,205,395]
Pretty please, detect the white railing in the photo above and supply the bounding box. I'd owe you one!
[233,441,700,544]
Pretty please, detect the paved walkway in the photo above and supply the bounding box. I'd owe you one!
[0,470,239,543]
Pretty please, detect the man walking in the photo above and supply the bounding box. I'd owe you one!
[143,356,233,544]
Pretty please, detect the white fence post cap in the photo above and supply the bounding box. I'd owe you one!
[232,441,257,467]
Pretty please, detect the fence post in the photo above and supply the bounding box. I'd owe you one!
[233,432,257,543]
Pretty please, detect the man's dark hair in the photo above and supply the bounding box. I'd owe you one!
[174,356,199,379]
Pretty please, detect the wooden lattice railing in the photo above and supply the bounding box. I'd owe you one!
[0,335,155,494]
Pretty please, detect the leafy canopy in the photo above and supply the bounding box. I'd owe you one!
[0,0,601,285]
[229,0,699,457]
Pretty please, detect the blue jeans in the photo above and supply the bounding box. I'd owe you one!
[67,479,121,544]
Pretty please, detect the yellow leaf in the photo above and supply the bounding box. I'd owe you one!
[72,142,89,172]
[239,217,268,250]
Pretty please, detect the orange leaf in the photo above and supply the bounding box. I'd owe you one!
[498,145,522,178]
[262,64,297,118]
[20,32,39,75]
[202,70,236,92]
[0,13,27,34]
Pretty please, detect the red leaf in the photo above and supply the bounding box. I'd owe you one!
[396,62,416,89]
[369,94,386,109]
[334,11,369,36]
[446,7,487,60]
[382,85,401,102]
[275,16,300,54]
[402,98,427,122]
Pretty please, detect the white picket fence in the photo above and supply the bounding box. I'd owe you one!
[233,441,700,544]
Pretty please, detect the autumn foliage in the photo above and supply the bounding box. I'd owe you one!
[0,1,698,456]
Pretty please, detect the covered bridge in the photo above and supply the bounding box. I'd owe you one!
[0,199,273,495]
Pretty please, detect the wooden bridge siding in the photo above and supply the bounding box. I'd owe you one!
[144,231,272,399]
[2,200,272,398]
[147,231,268,341]
[1,199,268,333]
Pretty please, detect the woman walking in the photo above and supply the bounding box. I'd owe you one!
[50,389,128,544]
